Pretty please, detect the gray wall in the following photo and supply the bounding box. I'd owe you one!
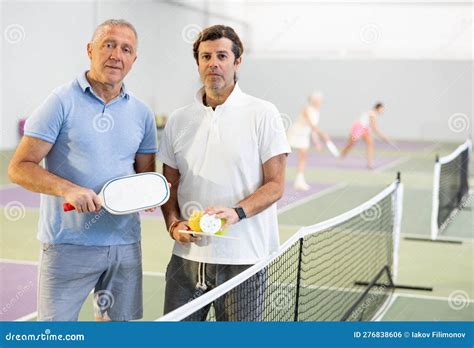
[1,1,472,150]
[239,58,472,142]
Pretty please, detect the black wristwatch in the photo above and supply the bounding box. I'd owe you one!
[234,206,247,221]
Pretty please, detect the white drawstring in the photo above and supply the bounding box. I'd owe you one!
[196,262,207,290]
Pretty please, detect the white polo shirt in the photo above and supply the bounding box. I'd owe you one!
[158,83,291,264]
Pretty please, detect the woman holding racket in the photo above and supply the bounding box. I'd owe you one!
[340,102,393,169]
[287,92,339,190]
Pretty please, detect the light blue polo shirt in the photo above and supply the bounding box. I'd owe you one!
[24,72,158,246]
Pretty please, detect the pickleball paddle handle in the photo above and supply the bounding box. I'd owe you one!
[63,203,76,212]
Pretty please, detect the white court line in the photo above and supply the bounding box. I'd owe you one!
[0,258,38,265]
[15,312,38,321]
[0,183,21,189]
[278,182,347,215]
[374,157,409,173]
[395,292,474,303]
[279,223,305,230]
[402,233,474,243]
[376,294,399,322]
[143,271,165,278]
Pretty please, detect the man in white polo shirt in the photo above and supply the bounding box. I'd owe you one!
[158,25,290,320]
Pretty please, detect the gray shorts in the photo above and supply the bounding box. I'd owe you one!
[38,242,142,321]
[164,254,266,321]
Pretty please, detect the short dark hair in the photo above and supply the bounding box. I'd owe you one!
[193,25,244,63]
[374,102,384,110]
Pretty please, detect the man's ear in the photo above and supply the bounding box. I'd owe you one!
[234,56,242,70]
[87,43,93,59]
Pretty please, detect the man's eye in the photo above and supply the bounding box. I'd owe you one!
[218,54,227,59]
[105,42,113,48]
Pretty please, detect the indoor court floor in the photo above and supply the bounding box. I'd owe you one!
[0,138,472,321]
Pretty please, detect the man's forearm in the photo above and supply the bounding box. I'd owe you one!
[9,162,77,197]
[237,180,284,219]
[160,193,181,229]
[160,164,183,229]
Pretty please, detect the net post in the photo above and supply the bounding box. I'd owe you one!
[431,160,441,240]
[396,172,401,182]
[293,237,304,322]
[392,181,403,281]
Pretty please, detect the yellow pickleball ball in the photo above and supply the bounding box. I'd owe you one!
[188,210,203,232]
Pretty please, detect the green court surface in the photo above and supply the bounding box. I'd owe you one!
[0,140,472,321]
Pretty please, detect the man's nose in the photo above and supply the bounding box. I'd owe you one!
[110,46,122,61]
[208,56,218,68]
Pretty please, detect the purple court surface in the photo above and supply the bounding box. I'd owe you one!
[0,186,39,208]
[286,152,404,170]
[1,182,340,217]
[330,138,434,151]
[0,262,37,321]
[278,182,335,210]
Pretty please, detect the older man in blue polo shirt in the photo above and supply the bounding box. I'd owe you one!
[8,19,157,321]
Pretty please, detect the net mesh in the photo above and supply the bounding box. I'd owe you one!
[159,182,401,322]
[436,140,471,234]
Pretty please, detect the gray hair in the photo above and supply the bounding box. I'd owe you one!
[91,19,138,46]
[310,91,323,100]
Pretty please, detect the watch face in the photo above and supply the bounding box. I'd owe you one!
[235,207,246,220]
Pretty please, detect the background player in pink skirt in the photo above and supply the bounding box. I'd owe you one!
[340,103,393,169]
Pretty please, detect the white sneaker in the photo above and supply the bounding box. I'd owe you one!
[294,173,310,190]
[294,181,310,191]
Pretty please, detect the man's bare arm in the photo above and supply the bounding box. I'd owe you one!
[160,163,199,243]
[238,153,287,217]
[134,153,156,173]
[8,136,100,213]
[206,153,287,227]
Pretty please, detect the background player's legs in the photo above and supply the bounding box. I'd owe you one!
[362,132,374,169]
[294,148,310,190]
[340,134,357,158]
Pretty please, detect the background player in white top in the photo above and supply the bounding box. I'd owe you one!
[287,92,339,190]
[340,102,392,169]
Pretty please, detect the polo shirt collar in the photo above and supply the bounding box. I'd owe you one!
[77,71,129,99]
[195,82,244,109]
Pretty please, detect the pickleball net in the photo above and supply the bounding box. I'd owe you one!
[158,179,403,322]
[431,139,472,240]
